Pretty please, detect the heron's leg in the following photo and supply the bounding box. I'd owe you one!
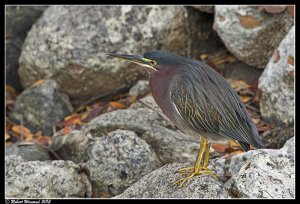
[203,141,211,167]
[173,137,217,188]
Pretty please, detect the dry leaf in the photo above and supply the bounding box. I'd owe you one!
[228,140,241,148]
[109,101,126,109]
[62,127,72,135]
[287,56,294,66]
[239,95,252,103]
[200,53,208,61]
[252,118,260,125]
[212,143,228,153]
[59,114,82,127]
[287,6,294,17]
[6,85,18,99]
[229,80,250,90]
[12,125,33,139]
[239,15,261,29]
[30,79,46,88]
[5,133,11,140]
[37,136,52,146]
[272,50,280,63]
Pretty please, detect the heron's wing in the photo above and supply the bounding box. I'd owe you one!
[170,61,263,149]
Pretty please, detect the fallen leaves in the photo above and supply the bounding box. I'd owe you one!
[11,125,33,140]
[287,56,294,66]
[239,15,261,29]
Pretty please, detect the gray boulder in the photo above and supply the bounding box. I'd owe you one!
[5,143,51,161]
[115,162,230,198]
[9,79,73,135]
[84,130,161,197]
[5,155,92,198]
[19,5,216,101]
[214,5,294,68]
[6,6,48,91]
[229,137,295,198]
[258,26,295,125]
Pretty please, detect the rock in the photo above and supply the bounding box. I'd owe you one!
[214,6,294,68]
[192,6,214,13]
[258,26,295,125]
[19,5,217,101]
[5,155,92,198]
[261,126,294,149]
[84,130,161,197]
[5,143,51,161]
[228,137,295,198]
[9,79,73,135]
[5,6,48,91]
[115,162,230,198]
[208,156,231,182]
[128,80,150,98]
[51,97,200,164]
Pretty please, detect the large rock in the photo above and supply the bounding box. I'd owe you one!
[115,162,230,198]
[51,96,200,165]
[214,6,294,68]
[258,26,295,125]
[5,143,51,161]
[5,155,92,198]
[6,6,48,91]
[84,130,161,197]
[19,5,217,101]
[9,79,73,135]
[228,137,295,198]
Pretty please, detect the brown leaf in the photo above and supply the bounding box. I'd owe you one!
[229,80,250,90]
[58,114,82,127]
[5,133,11,140]
[212,143,229,153]
[239,15,262,29]
[30,79,46,88]
[37,136,52,146]
[228,140,241,148]
[239,95,252,103]
[6,85,18,100]
[272,50,281,63]
[287,6,294,17]
[62,127,72,135]
[109,101,126,109]
[287,56,294,66]
[200,53,208,61]
[12,125,33,139]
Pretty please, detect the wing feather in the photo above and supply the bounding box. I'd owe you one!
[170,61,263,149]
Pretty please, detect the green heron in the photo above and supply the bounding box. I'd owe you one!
[106,50,264,187]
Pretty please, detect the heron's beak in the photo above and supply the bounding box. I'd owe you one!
[106,53,157,71]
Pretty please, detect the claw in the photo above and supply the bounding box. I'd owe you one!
[173,167,217,188]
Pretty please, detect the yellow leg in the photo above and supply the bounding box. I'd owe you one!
[173,137,217,188]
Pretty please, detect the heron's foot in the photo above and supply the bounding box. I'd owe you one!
[173,166,217,188]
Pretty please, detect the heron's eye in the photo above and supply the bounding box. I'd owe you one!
[149,60,157,66]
